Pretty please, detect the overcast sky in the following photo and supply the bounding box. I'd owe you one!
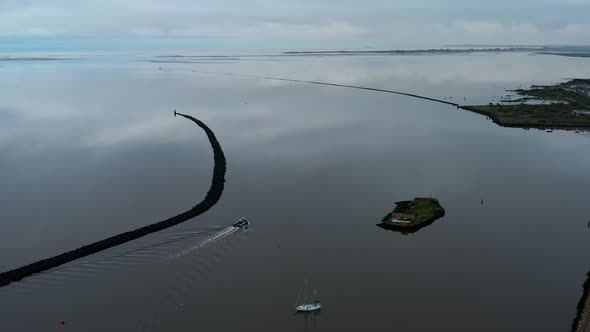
[1,0,589,51]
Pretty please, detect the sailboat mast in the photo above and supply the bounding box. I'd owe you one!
[304,279,308,303]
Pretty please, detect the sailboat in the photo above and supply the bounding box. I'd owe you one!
[296,279,321,312]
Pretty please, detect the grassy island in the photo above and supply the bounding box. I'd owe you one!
[380,197,445,230]
[462,79,590,130]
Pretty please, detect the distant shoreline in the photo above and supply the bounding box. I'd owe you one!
[151,46,590,59]
[282,46,590,58]
[283,47,533,56]
[0,57,75,61]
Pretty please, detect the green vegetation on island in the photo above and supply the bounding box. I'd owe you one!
[380,197,445,230]
[462,79,590,129]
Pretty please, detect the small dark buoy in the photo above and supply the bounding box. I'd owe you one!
[481,199,484,205]
[60,320,65,325]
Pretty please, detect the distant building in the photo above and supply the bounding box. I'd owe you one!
[390,212,415,223]
[573,110,590,116]
[563,84,590,96]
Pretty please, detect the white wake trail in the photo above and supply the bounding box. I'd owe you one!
[170,226,239,258]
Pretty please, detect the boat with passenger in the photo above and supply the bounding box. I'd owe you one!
[233,217,249,228]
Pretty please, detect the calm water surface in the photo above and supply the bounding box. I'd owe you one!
[1,52,590,331]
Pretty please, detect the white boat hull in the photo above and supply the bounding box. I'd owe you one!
[296,303,322,312]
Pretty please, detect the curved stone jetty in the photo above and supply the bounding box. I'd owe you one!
[0,112,226,287]
[192,70,460,108]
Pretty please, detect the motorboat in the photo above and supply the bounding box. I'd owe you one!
[232,217,249,228]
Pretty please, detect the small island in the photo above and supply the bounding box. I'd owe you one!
[379,197,445,232]
[461,79,590,130]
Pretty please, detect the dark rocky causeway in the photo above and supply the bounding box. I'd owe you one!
[0,112,226,287]
[192,70,460,108]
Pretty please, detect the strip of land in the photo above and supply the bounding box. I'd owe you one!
[283,46,590,58]
[462,79,590,130]
[0,57,75,61]
[156,46,590,59]
[0,112,226,287]
[572,272,590,332]
[283,47,534,56]
[537,52,590,58]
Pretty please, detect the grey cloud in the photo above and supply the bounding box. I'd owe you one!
[0,0,588,47]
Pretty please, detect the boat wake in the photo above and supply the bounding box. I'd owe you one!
[3,224,243,291]
[170,226,242,258]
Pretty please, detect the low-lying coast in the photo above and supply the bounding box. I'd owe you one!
[462,79,590,130]
[460,105,590,130]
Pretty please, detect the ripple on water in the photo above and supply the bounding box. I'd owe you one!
[1,225,231,295]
